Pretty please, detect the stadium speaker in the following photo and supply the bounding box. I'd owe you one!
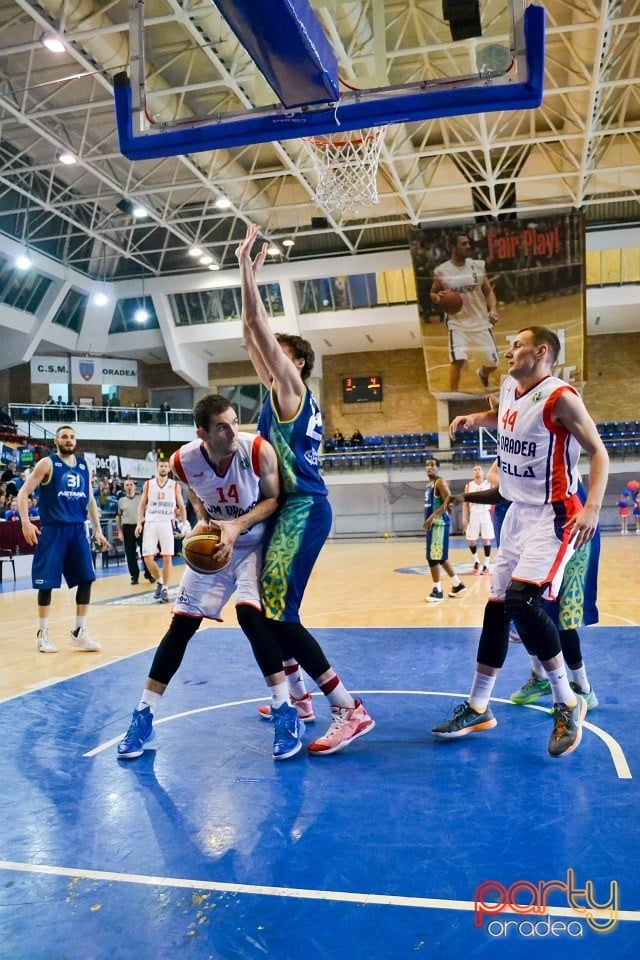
[442,1,482,42]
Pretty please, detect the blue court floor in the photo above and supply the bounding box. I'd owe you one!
[0,625,638,959]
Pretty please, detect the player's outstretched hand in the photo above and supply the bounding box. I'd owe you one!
[236,223,268,275]
[449,414,478,440]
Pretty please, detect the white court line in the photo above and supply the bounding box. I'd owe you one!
[0,859,638,924]
[85,690,633,779]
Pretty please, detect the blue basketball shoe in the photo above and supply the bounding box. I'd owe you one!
[272,702,305,760]
[117,706,156,759]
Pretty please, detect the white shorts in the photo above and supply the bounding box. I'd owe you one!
[174,543,262,620]
[466,511,495,542]
[490,502,576,602]
[447,324,498,365]
[141,520,175,557]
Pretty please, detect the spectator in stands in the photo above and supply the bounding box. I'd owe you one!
[96,477,118,516]
[4,496,20,521]
[27,495,39,519]
[351,428,364,446]
[2,464,19,498]
[158,399,171,423]
[0,403,15,428]
[332,429,345,446]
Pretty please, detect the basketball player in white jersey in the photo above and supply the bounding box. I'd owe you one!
[136,459,188,603]
[430,232,499,392]
[463,464,495,574]
[432,326,608,757]
[118,394,311,763]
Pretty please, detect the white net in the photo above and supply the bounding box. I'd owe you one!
[302,127,385,216]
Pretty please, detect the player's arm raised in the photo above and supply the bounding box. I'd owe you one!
[237,224,303,419]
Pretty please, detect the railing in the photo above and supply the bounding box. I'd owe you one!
[9,403,195,431]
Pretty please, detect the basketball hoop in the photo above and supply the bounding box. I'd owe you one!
[302,127,385,216]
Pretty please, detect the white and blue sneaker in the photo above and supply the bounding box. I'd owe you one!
[272,702,305,760]
[117,706,156,759]
[153,582,163,600]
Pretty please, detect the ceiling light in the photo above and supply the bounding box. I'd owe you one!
[188,246,203,258]
[41,34,65,54]
[282,238,295,247]
[208,263,220,271]
[58,151,77,165]
[215,197,232,210]
[134,307,149,323]
[15,253,32,271]
[199,254,213,265]
[267,244,281,256]
[132,204,148,219]
[93,291,109,307]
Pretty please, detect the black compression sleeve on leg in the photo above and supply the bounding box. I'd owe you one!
[559,628,582,669]
[477,600,510,668]
[505,582,561,662]
[235,603,285,678]
[148,615,202,685]
[75,581,92,605]
[37,588,52,607]
[269,620,331,681]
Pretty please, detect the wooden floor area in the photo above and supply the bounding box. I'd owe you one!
[1,533,638,703]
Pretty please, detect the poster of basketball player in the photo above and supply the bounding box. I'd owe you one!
[409,213,585,396]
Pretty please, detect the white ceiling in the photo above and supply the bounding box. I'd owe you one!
[0,0,638,373]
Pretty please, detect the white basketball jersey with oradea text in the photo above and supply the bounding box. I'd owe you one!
[173,433,265,547]
[497,374,581,505]
[144,477,178,520]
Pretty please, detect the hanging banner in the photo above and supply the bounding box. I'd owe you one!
[30,356,138,386]
[409,213,585,396]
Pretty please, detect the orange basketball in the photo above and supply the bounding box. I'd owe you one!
[439,290,463,314]
[182,526,228,574]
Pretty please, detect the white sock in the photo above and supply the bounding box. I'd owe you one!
[38,618,48,632]
[283,659,308,700]
[569,664,590,694]
[451,575,461,587]
[545,664,576,705]
[74,616,87,632]
[432,583,443,594]
[269,679,290,709]
[468,671,497,712]
[529,655,546,679]
[138,688,163,712]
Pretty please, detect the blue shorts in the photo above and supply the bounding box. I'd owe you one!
[31,523,96,590]
[261,495,332,622]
